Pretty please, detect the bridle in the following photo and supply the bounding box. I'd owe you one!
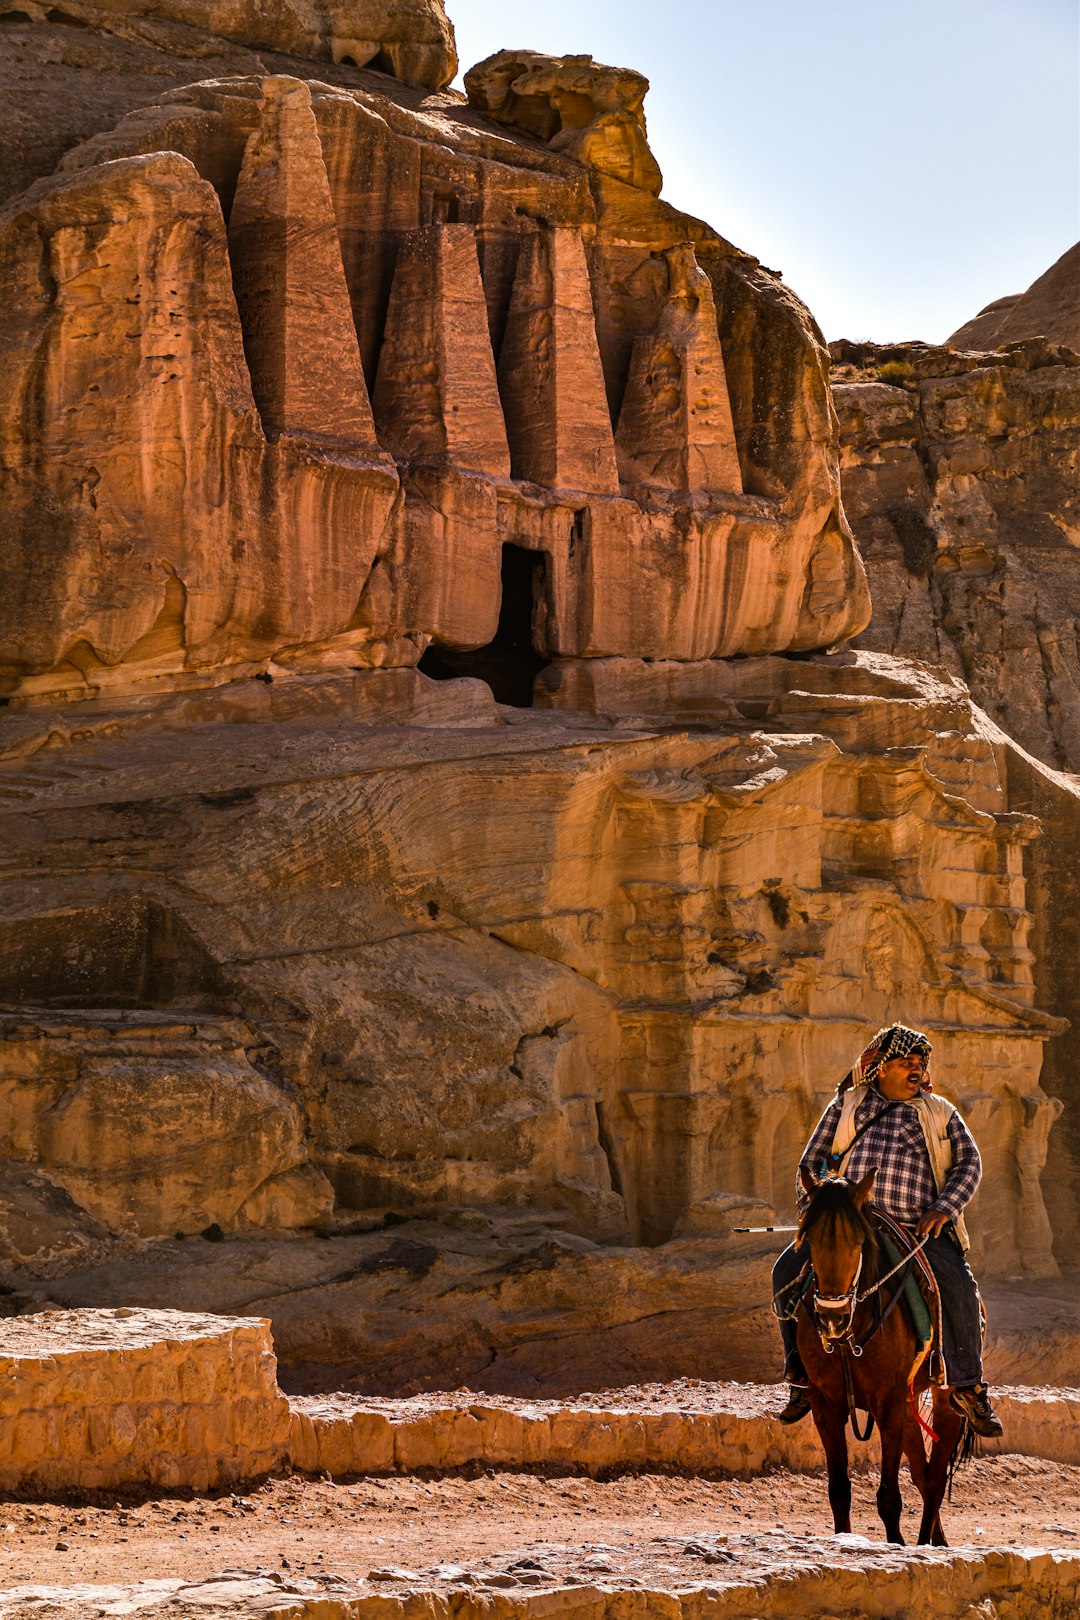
[811,1247,865,1355]
[777,1172,936,1446]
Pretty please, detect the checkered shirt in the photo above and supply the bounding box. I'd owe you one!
[798,1085,982,1226]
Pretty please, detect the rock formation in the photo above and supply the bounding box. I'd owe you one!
[0,652,1070,1366]
[834,335,1080,1256]
[949,240,1080,353]
[0,1,1076,1390]
[87,0,458,86]
[464,50,663,197]
[834,338,1080,770]
[0,43,869,701]
[0,0,457,210]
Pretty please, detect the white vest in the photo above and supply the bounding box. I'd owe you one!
[831,1088,970,1251]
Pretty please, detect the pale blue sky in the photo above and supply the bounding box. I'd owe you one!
[448,0,1079,343]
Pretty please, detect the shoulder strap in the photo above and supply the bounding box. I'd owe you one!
[826,1095,903,1173]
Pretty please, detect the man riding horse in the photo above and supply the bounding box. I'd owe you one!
[771,1022,1004,1438]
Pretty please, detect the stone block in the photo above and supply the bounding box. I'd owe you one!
[0,1309,289,1492]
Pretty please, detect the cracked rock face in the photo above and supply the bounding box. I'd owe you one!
[0,654,1068,1336]
[0,39,868,703]
[833,338,1080,773]
[833,335,1080,1260]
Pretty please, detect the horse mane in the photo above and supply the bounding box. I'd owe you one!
[796,1177,882,1280]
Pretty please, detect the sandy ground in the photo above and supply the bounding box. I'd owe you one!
[2,1456,1078,1592]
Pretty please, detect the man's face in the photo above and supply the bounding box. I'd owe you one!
[876,1053,928,1101]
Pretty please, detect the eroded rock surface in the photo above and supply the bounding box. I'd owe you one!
[831,341,1080,1253]
[949,240,1080,353]
[834,339,1080,771]
[84,0,458,85]
[0,0,458,211]
[0,0,1076,1414]
[464,50,663,196]
[2,1542,1079,1620]
[0,653,1070,1371]
[0,55,868,702]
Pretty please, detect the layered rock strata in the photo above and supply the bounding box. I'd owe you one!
[833,338,1080,772]
[0,654,1068,1378]
[0,0,457,212]
[832,340,1080,1253]
[0,58,868,703]
[0,0,1075,1401]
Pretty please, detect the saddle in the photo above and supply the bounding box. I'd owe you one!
[871,1211,943,1379]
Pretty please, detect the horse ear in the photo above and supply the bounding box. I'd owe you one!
[852,1169,876,1209]
[799,1163,819,1197]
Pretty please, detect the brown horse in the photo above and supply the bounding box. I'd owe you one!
[794,1166,966,1545]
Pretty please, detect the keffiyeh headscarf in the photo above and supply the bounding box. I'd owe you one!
[843,1023,932,1092]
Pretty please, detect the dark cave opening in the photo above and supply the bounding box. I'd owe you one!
[418,544,550,708]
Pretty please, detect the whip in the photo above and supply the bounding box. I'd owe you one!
[731,1225,798,1232]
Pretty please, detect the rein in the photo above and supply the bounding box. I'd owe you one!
[812,1229,930,1354]
[855,1231,931,1304]
[804,1215,933,1443]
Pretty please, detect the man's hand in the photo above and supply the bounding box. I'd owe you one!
[916,1209,951,1239]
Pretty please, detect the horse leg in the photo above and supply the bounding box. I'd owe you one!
[811,1396,852,1534]
[875,1401,907,1544]
[916,1391,965,1546]
[902,1403,935,1542]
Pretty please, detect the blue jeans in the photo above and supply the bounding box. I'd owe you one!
[772,1224,984,1387]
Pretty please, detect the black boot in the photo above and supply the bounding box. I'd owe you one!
[775,1385,812,1425]
[949,1383,1004,1438]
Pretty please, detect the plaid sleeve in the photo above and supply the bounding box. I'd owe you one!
[928,1106,982,1219]
[797,1097,843,1204]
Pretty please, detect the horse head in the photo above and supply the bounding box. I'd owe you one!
[796,1165,877,1344]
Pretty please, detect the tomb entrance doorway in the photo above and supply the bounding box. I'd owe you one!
[418,543,550,707]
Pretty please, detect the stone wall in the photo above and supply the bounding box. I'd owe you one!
[287,1384,1080,1479]
[0,1308,1076,1498]
[0,1308,289,1492]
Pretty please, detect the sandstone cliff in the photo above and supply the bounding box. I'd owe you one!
[0,3,1076,1389]
[0,35,868,705]
[834,338,1080,771]
[948,241,1080,354]
[0,0,456,205]
[834,336,1080,1257]
[2,651,1072,1386]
